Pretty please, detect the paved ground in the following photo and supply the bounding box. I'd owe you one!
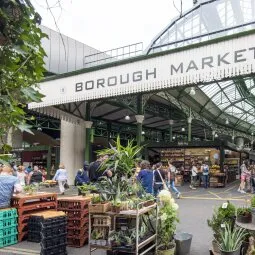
[0,180,252,255]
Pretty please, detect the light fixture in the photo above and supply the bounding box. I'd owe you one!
[37,125,42,131]
[215,133,218,138]
[189,87,196,96]
[156,138,159,143]
[124,115,130,121]
[141,131,145,135]
[173,136,176,140]
[181,127,185,132]
[225,118,229,125]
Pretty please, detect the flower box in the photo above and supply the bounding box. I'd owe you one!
[89,202,111,213]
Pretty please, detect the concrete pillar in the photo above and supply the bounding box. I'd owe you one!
[135,115,144,146]
[60,120,76,185]
[6,128,23,149]
[84,121,93,163]
[168,120,174,142]
[188,117,192,142]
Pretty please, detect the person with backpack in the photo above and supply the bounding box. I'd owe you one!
[167,160,181,198]
[27,166,42,186]
[153,162,166,196]
[201,162,210,189]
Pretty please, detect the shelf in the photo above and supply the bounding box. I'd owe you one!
[90,244,111,250]
[138,234,156,249]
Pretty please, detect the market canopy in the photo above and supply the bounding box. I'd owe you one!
[29,0,255,142]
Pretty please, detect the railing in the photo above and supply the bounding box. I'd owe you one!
[83,42,143,68]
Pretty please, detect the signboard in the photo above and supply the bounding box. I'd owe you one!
[29,33,255,109]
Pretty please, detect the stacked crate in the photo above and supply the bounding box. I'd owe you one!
[27,211,67,255]
[57,196,90,247]
[0,208,18,248]
[11,193,57,241]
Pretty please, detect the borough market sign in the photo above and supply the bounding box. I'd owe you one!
[29,33,255,109]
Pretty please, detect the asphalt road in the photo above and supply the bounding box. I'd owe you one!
[0,180,251,255]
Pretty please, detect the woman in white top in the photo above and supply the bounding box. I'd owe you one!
[17,165,27,188]
[190,162,197,190]
[53,164,68,195]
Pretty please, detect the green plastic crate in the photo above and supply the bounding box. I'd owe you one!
[0,209,17,220]
[0,234,17,248]
[0,218,17,229]
[0,227,17,238]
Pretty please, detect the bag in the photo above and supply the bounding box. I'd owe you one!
[156,170,168,190]
[64,182,69,189]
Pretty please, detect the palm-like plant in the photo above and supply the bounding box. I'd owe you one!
[97,136,142,178]
[217,223,247,252]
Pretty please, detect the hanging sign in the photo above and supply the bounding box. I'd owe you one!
[28,33,255,109]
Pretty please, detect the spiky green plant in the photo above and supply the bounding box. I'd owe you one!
[97,136,142,178]
[217,223,247,252]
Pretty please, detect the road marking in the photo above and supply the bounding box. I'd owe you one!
[208,191,222,199]
[181,196,248,201]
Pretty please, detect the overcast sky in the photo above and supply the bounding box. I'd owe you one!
[31,0,193,52]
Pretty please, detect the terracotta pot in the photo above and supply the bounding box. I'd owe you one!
[157,243,176,255]
[112,206,121,213]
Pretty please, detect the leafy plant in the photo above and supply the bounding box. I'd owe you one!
[23,184,36,194]
[97,136,142,178]
[0,0,46,152]
[251,196,255,208]
[157,190,179,250]
[237,207,251,216]
[217,223,247,252]
[78,184,97,195]
[207,201,236,242]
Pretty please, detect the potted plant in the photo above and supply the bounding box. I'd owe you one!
[157,190,179,255]
[112,200,121,213]
[109,231,121,247]
[217,223,247,255]
[23,185,37,195]
[236,207,252,223]
[78,184,97,196]
[124,230,136,250]
[207,201,236,253]
[251,196,255,224]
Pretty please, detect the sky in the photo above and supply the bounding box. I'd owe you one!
[31,0,193,52]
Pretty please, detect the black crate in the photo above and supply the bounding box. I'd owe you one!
[40,244,67,255]
[27,231,41,243]
[40,233,67,249]
[41,222,67,237]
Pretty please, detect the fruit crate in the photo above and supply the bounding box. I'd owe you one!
[0,227,18,238]
[27,231,41,243]
[18,231,28,242]
[57,196,91,211]
[0,234,18,248]
[40,233,67,249]
[0,218,17,229]
[0,208,17,220]
[88,202,111,213]
[41,222,67,237]
[40,244,67,255]
[67,234,88,248]
[67,217,89,228]
[62,209,89,219]
[67,225,88,238]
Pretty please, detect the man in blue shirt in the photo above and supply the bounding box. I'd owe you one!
[137,160,153,194]
[0,165,22,208]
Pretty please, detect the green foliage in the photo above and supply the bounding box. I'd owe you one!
[23,184,36,194]
[0,0,46,151]
[78,184,97,195]
[251,196,255,208]
[207,201,236,241]
[158,203,179,249]
[237,207,251,216]
[217,223,247,252]
[97,136,142,178]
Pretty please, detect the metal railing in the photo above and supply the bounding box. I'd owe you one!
[84,42,143,68]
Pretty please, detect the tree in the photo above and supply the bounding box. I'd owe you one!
[0,0,46,153]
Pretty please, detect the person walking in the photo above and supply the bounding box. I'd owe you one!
[53,164,68,195]
[167,160,181,198]
[17,165,26,188]
[238,160,250,194]
[201,162,210,189]
[153,162,166,196]
[190,162,198,189]
[27,166,43,186]
[137,160,153,194]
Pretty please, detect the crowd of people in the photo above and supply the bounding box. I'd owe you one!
[237,160,255,194]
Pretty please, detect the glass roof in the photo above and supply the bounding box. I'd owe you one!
[146,0,255,54]
[199,77,255,131]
